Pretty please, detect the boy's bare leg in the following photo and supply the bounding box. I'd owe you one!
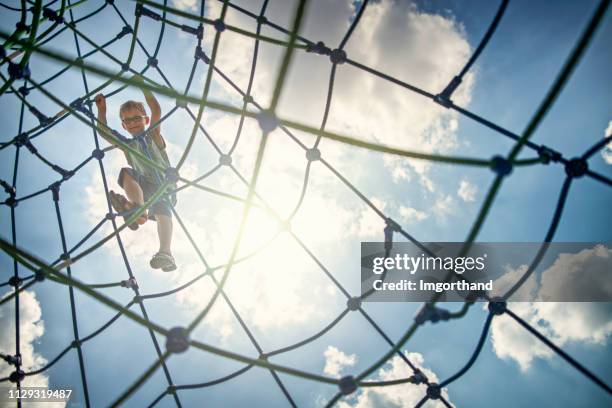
[156,214,173,254]
[122,172,144,206]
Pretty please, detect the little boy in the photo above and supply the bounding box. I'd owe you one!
[94,78,177,272]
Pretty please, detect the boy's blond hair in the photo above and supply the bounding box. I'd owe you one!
[119,100,147,118]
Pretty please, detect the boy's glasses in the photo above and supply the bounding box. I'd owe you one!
[122,115,147,124]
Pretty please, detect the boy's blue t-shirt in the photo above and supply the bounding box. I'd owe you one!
[124,132,171,183]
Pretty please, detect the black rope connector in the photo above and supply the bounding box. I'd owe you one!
[346,296,361,311]
[415,304,450,325]
[329,48,347,65]
[105,212,116,221]
[243,94,253,104]
[70,98,85,113]
[92,148,105,160]
[42,116,55,127]
[15,21,29,33]
[213,19,226,32]
[194,46,210,64]
[5,196,18,208]
[165,167,180,184]
[120,63,130,72]
[3,354,21,366]
[306,41,330,55]
[166,327,190,354]
[490,155,512,177]
[384,225,393,252]
[1,179,15,197]
[258,353,268,361]
[29,106,53,127]
[24,140,37,154]
[384,218,400,252]
[15,133,29,147]
[133,295,142,304]
[35,270,45,282]
[434,76,462,108]
[410,369,428,385]
[306,147,321,162]
[9,369,25,383]
[43,7,64,23]
[181,24,201,37]
[167,385,177,395]
[538,145,562,164]
[256,15,267,25]
[57,167,73,181]
[117,25,133,39]
[565,157,588,178]
[18,85,29,96]
[50,182,61,202]
[339,375,357,395]
[121,277,139,290]
[256,110,279,133]
[136,5,161,21]
[106,0,115,4]
[219,154,232,166]
[385,217,401,232]
[8,276,23,287]
[8,62,31,80]
[426,383,441,400]
[71,339,82,348]
[488,298,506,316]
[147,57,158,68]
[59,252,70,262]
[2,180,14,205]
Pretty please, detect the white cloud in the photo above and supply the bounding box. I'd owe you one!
[432,194,455,220]
[457,179,476,202]
[323,346,357,377]
[490,302,554,371]
[490,245,612,371]
[200,0,474,195]
[399,206,428,223]
[488,264,538,301]
[336,351,452,408]
[485,265,552,371]
[327,1,473,191]
[171,0,197,12]
[0,290,65,407]
[601,120,612,164]
[351,197,387,238]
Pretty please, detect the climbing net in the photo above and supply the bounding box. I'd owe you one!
[1,0,611,406]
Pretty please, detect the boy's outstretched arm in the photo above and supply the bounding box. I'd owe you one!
[94,93,122,149]
[135,75,165,150]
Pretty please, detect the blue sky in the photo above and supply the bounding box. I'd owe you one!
[1,0,611,407]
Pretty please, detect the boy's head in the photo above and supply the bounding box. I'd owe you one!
[119,100,150,136]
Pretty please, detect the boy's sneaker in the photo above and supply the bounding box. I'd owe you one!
[150,252,177,272]
[109,190,147,231]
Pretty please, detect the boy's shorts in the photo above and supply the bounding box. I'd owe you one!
[118,167,177,220]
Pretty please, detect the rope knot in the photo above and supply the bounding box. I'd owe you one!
[339,375,357,395]
[166,327,190,354]
[565,158,588,178]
